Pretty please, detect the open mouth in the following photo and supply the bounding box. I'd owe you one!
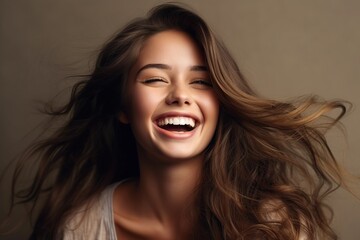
[156,116,196,132]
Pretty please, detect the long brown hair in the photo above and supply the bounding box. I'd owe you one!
[6,3,351,239]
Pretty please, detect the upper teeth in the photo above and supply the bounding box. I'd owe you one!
[157,117,196,128]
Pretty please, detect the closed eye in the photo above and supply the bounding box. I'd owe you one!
[191,79,213,87]
[142,78,168,84]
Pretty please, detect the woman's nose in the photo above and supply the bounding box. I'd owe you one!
[165,84,192,106]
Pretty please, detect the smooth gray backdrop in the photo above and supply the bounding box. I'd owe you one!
[1,0,359,239]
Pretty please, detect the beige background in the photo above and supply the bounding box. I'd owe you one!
[1,0,359,239]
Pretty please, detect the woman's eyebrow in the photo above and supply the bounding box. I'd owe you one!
[136,64,208,75]
[136,64,171,75]
[190,65,208,72]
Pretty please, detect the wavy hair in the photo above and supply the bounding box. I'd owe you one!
[7,3,351,239]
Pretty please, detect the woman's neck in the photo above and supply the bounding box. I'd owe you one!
[137,157,202,221]
[113,153,204,239]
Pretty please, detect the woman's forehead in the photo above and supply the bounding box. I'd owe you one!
[135,30,206,68]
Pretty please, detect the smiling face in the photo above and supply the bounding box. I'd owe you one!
[122,30,219,164]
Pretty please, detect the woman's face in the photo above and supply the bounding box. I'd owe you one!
[122,30,219,164]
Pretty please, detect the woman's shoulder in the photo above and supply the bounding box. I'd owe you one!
[61,182,121,240]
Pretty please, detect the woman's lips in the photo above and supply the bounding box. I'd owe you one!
[153,113,199,139]
[154,122,197,139]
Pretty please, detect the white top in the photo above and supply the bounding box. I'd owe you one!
[62,182,120,240]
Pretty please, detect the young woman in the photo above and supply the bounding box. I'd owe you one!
[7,3,352,240]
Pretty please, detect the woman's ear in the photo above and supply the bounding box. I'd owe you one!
[118,111,129,124]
